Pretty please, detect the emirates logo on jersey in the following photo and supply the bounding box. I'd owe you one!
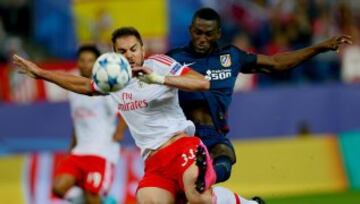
[118,100,148,111]
[118,92,148,111]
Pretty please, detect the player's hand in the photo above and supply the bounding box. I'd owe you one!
[12,54,42,79]
[132,66,165,84]
[319,35,352,52]
[132,66,153,77]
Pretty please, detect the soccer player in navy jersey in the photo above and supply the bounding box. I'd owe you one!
[167,7,352,185]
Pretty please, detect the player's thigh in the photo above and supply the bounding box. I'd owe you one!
[53,174,77,195]
[182,163,213,204]
[210,143,236,163]
[136,187,175,204]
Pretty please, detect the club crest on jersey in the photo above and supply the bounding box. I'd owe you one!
[220,54,232,67]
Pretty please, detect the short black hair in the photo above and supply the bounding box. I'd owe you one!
[111,27,143,46]
[192,7,221,28]
[76,44,101,58]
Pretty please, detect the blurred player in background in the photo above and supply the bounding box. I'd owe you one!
[167,7,352,186]
[52,45,124,204]
[13,27,264,204]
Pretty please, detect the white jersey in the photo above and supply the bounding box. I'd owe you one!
[93,54,195,159]
[68,92,120,164]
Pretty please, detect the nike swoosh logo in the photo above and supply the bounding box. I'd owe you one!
[183,62,195,67]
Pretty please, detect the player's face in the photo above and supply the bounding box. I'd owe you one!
[113,35,145,68]
[189,17,220,54]
[78,51,97,78]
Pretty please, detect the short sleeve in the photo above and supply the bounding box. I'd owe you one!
[235,48,257,73]
[147,54,190,76]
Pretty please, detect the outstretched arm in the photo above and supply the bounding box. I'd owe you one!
[132,66,210,91]
[163,69,210,91]
[255,35,352,73]
[13,55,96,95]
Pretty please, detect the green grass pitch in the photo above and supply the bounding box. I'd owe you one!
[265,191,360,204]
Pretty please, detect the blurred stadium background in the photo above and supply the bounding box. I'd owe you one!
[1,0,360,203]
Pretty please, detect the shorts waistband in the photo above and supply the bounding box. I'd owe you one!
[146,136,199,162]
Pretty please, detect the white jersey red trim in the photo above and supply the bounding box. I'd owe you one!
[68,93,120,164]
[148,54,174,66]
[92,55,195,159]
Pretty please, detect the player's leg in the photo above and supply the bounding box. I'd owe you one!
[195,125,236,183]
[84,191,102,204]
[52,173,77,198]
[210,142,236,183]
[136,187,175,204]
[63,186,85,204]
[182,143,216,203]
[53,155,79,198]
[136,170,177,203]
[135,146,178,204]
[189,145,265,204]
[183,162,215,203]
[212,186,266,204]
[82,156,115,204]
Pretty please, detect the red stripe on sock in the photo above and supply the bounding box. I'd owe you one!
[234,193,240,204]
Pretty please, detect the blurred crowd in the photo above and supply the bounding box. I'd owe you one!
[0,0,31,63]
[0,0,360,103]
[213,0,360,87]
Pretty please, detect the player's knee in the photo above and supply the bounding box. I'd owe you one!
[213,155,233,183]
[52,175,76,198]
[52,184,67,198]
[210,144,236,163]
[186,189,212,204]
[187,197,208,204]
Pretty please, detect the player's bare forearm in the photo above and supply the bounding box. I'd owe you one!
[40,69,94,95]
[133,66,209,91]
[256,35,352,72]
[13,54,94,95]
[164,70,210,91]
[260,45,321,72]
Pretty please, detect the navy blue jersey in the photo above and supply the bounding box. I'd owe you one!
[167,44,257,134]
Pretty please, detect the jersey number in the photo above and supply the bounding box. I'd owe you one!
[87,172,102,188]
[181,148,196,167]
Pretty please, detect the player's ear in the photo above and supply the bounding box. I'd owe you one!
[141,45,145,57]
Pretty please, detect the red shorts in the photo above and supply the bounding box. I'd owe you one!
[137,136,214,198]
[55,154,115,195]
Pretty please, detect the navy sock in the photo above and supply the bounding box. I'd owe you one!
[213,156,233,183]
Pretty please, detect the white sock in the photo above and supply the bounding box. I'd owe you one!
[64,186,85,204]
[212,186,258,204]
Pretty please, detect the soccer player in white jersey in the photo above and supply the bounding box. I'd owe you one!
[52,45,124,204]
[13,27,262,204]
